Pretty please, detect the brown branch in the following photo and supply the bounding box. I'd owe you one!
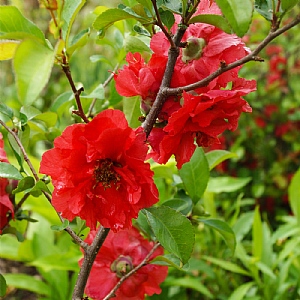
[103,242,161,300]
[72,226,110,300]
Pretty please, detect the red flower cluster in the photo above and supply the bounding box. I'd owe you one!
[0,133,14,233]
[115,0,256,168]
[40,110,158,231]
[79,227,168,300]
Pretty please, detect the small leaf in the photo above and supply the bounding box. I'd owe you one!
[207,176,251,193]
[82,83,105,100]
[0,103,14,120]
[136,0,154,15]
[151,254,183,269]
[197,218,236,253]
[51,219,70,231]
[67,27,90,57]
[162,198,193,215]
[124,35,151,53]
[215,0,253,36]
[0,162,23,180]
[189,14,231,33]
[179,147,210,203]
[159,9,175,30]
[33,112,58,127]
[123,96,142,128]
[206,150,237,170]
[288,168,300,225]
[254,0,273,21]
[30,180,51,197]
[281,0,299,11]
[12,177,35,194]
[144,206,195,264]
[13,39,55,105]
[158,0,182,14]
[50,91,74,113]
[0,274,7,297]
[0,40,19,60]
[0,6,46,42]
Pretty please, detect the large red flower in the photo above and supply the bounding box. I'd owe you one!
[39,110,159,231]
[79,227,168,300]
[149,78,256,168]
[0,132,14,233]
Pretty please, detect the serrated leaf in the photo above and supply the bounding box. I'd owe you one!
[0,162,23,180]
[0,274,6,297]
[215,0,253,37]
[189,14,231,33]
[124,35,151,53]
[206,150,237,170]
[281,0,299,11]
[254,0,273,21]
[4,273,51,296]
[0,6,46,42]
[144,206,195,264]
[123,96,142,128]
[207,176,251,193]
[93,8,149,38]
[179,147,209,203]
[288,168,300,225]
[13,39,55,105]
[12,176,35,194]
[60,0,86,45]
[197,218,236,253]
[0,40,19,60]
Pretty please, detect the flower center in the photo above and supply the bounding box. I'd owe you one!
[111,255,133,278]
[93,159,121,189]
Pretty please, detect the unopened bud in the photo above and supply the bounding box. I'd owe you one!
[182,37,206,63]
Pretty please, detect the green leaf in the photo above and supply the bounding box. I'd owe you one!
[162,198,193,215]
[288,168,300,225]
[165,277,213,298]
[67,27,90,58]
[151,254,183,269]
[50,91,74,113]
[252,206,263,260]
[281,0,299,11]
[0,39,20,60]
[201,255,250,276]
[0,162,23,180]
[228,282,255,300]
[30,180,51,197]
[254,0,273,21]
[4,273,51,296]
[207,176,251,193]
[93,8,149,38]
[206,150,237,170]
[20,106,41,120]
[60,0,86,45]
[33,112,58,127]
[144,206,195,264]
[158,0,182,14]
[123,96,142,128]
[0,103,14,120]
[82,83,105,100]
[0,274,7,297]
[215,0,253,36]
[12,176,35,194]
[136,0,154,15]
[198,218,236,254]
[13,39,55,105]
[159,9,175,30]
[0,6,46,42]
[51,219,70,231]
[124,35,151,53]
[179,147,210,203]
[189,14,231,33]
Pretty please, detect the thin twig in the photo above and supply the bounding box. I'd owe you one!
[72,226,110,300]
[103,242,161,300]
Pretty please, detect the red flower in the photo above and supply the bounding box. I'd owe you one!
[149,78,255,168]
[0,133,14,233]
[79,227,168,300]
[40,110,159,231]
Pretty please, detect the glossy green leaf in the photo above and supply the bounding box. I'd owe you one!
[124,35,151,53]
[206,150,237,170]
[281,0,299,11]
[202,255,250,276]
[4,273,51,296]
[12,176,35,194]
[67,27,90,57]
[123,96,142,128]
[0,274,6,297]
[60,0,86,45]
[0,6,45,42]
[288,168,300,225]
[179,147,210,203]
[215,0,253,36]
[162,198,193,215]
[165,277,213,298]
[20,106,41,120]
[189,14,231,33]
[13,39,55,105]
[0,103,14,120]
[93,8,149,37]
[207,176,251,193]
[159,9,175,30]
[228,282,255,300]
[158,0,182,14]
[0,162,23,180]
[198,218,236,253]
[145,206,195,264]
[254,0,273,21]
[252,206,263,260]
